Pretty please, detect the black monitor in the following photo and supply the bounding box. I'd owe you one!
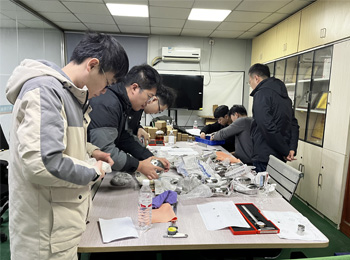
[160,74,203,110]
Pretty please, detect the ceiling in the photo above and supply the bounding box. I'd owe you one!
[0,0,315,39]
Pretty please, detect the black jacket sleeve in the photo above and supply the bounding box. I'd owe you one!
[200,122,223,134]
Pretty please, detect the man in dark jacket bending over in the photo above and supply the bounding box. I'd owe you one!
[248,63,299,172]
[88,64,169,180]
[199,105,235,152]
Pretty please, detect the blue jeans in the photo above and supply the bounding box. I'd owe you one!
[253,161,268,173]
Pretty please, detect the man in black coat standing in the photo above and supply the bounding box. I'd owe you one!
[249,63,299,172]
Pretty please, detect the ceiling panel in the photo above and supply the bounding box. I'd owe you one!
[149,0,194,8]
[113,16,149,26]
[118,25,150,34]
[181,28,213,37]
[236,0,290,13]
[210,30,244,38]
[261,13,289,24]
[193,0,241,10]
[85,23,120,33]
[217,22,256,31]
[277,0,313,14]
[0,0,315,39]
[151,27,182,35]
[225,10,271,23]
[149,6,191,19]
[75,13,115,24]
[150,18,185,28]
[20,0,70,13]
[184,20,221,30]
[41,12,80,23]
[62,2,109,15]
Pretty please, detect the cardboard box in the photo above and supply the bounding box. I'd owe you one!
[164,136,177,144]
[167,129,178,136]
[143,126,151,133]
[181,134,188,141]
[177,133,182,141]
[155,120,166,129]
[148,127,158,139]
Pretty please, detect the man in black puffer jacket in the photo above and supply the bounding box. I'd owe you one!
[249,63,299,172]
[88,64,169,180]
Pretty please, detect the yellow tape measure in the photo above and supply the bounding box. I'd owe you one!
[167,226,178,235]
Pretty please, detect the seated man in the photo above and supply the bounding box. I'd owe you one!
[200,105,235,152]
[88,64,169,180]
[128,85,176,144]
[210,105,253,165]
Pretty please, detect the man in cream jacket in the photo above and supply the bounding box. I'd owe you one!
[5,33,129,260]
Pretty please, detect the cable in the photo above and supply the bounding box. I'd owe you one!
[151,56,162,67]
[204,43,213,86]
[184,110,194,127]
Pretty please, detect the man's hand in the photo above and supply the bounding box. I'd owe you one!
[200,132,206,139]
[284,150,296,161]
[153,157,170,171]
[137,128,150,144]
[92,149,114,166]
[137,157,164,180]
[210,133,215,141]
[94,160,106,181]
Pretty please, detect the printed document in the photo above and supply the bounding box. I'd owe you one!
[197,201,250,231]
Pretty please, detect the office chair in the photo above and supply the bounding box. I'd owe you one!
[0,124,9,242]
[266,155,304,202]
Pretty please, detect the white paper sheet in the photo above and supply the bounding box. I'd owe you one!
[186,128,201,136]
[99,217,139,243]
[197,201,250,231]
[160,147,199,156]
[262,211,328,241]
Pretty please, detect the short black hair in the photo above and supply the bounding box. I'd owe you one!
[248,63,270,78]
[70,32,129,80]
[229,105,247,116]
[214,105,229,119]
[124,64,161,90]
[157,85,177,108]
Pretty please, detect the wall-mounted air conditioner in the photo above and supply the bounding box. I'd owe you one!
[162,47,201,62]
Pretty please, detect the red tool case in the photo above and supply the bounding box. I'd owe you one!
[230,203,280,235]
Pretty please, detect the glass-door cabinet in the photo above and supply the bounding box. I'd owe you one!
[266,45,333,146]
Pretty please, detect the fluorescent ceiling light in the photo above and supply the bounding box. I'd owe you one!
[106,3,149,17]
[188,8,231,22]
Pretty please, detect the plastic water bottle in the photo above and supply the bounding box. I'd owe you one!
[138,179,152,230]
[168,130,175,145]
[193,120,198,129]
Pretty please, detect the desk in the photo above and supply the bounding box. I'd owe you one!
[78,143,328,253]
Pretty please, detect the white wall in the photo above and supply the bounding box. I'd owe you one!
[0,27,63,142]
[143,35,252,128]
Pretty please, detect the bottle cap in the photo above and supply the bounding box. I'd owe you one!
[142,179,150,186]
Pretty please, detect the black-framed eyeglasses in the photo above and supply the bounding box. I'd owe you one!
[101,68,112,89]
[157,98,161,113]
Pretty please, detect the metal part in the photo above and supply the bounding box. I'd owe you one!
[211,186,230,196]
[234,177,251,184]
[151,159,165,174]
[242,205,266,228]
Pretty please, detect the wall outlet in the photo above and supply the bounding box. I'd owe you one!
[209,39,215,45]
